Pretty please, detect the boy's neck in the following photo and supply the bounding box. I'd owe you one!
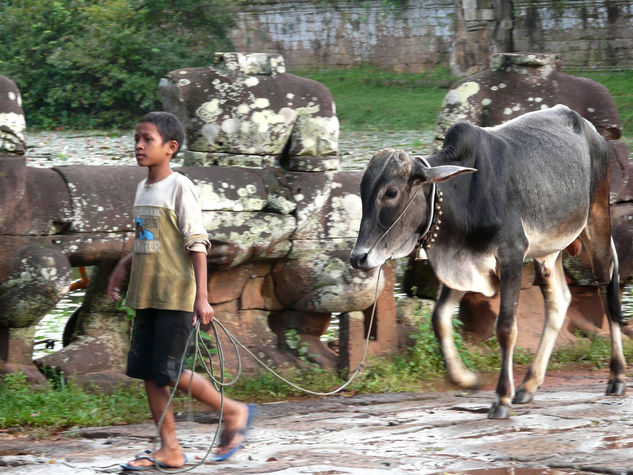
[146,164,173,185]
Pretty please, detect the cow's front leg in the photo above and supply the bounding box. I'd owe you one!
[489,257,523,419]
[431,286,480,388]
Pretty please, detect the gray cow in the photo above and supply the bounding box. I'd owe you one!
[351,105,626,418]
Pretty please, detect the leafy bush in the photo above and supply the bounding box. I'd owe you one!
[0,0,235,129]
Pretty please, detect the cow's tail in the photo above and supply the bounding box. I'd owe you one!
[606,237,626,325]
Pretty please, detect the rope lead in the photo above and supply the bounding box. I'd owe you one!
[153,265,384,472]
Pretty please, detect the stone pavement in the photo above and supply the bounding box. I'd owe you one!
[1,370,632,475]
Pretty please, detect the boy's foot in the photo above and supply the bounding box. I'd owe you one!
[121,451,187,471]
[213,403,257,461]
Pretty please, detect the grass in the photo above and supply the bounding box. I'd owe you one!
[293,66,633,143]
[0,372,148,437]
[293,65,453,132]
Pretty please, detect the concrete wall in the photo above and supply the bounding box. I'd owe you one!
[513,0,633,70]
[228,0,455,73]
[228,0,633,74]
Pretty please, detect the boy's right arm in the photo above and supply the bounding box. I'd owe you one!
[107,253,133,302]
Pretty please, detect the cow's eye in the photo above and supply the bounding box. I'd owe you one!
[384,188,398,199]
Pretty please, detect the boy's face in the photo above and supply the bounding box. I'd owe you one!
[134,122,178,168]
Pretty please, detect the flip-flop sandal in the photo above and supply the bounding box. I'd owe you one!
[133,449,152,459]
[212,404,257,462]
[121,453,188,471]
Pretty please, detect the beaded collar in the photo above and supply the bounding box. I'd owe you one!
[414,156,443,260]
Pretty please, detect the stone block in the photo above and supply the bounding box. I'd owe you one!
[208,266,250,304]
[211,300,240,323]
[202,211,295,267]
[0,75,26,154]
[338,310,366,372]
[241,274,283,311]
[272,245,382,313]
[53,165,145,233]
[283,170,363,241]
[159,52,339,171]
[608,141,633,203]
[241,277,266,310]
[180,166,269,212]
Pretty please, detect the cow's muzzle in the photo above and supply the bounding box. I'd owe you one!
[350,248,370,269]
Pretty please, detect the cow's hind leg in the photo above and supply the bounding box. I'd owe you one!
[514,252,570,404]
[431,286,480,389]
[604,239,627,395]
[581,189,627,395]
[582,235,627,395]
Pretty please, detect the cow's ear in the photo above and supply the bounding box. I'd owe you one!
[424,165,477,183]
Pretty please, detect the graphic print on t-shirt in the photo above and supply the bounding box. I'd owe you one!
[134,206,161,254]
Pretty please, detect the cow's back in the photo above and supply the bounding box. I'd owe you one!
[482,106,604,236]
[432,105,608,268]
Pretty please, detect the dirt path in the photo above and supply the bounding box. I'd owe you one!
[1,369,631,474]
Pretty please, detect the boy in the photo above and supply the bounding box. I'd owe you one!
[107,111,255,470]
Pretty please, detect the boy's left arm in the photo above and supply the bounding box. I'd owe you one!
[191,251,214,325]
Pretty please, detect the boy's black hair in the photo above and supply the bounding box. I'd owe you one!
[139,111,185,159]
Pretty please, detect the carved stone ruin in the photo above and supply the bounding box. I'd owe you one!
[0,54,398,388]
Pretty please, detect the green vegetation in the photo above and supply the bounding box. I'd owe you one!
[0,372,149,437]
[0,0,235,129]
[293,66,454,132]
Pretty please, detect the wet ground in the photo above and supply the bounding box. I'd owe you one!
[1,370,632,474]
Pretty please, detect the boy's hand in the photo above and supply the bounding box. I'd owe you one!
[108,283,122,302]
[107,267,126,301]
[193,296,214,325]
[191,251,213,325]
[107,254,132,302]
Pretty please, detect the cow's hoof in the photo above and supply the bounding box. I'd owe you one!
[512,388,534,404]
[605,380,626,396]
[451,371,482,390]
[487,403,511,419]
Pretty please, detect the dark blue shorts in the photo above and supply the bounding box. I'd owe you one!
[126,308,194,387]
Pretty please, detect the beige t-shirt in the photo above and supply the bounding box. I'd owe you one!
[125,172,210,311]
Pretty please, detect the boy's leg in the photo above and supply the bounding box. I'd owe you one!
[123,380,187,469]
[123,309,192,469]
[177,370,250,456]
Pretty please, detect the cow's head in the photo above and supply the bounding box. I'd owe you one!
[350,148,476,270]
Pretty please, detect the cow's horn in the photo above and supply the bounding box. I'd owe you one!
[412,157,477,183]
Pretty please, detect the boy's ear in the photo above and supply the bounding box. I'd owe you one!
[167,139,179,156]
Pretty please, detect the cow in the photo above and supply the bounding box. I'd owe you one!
[350,105,627,418]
